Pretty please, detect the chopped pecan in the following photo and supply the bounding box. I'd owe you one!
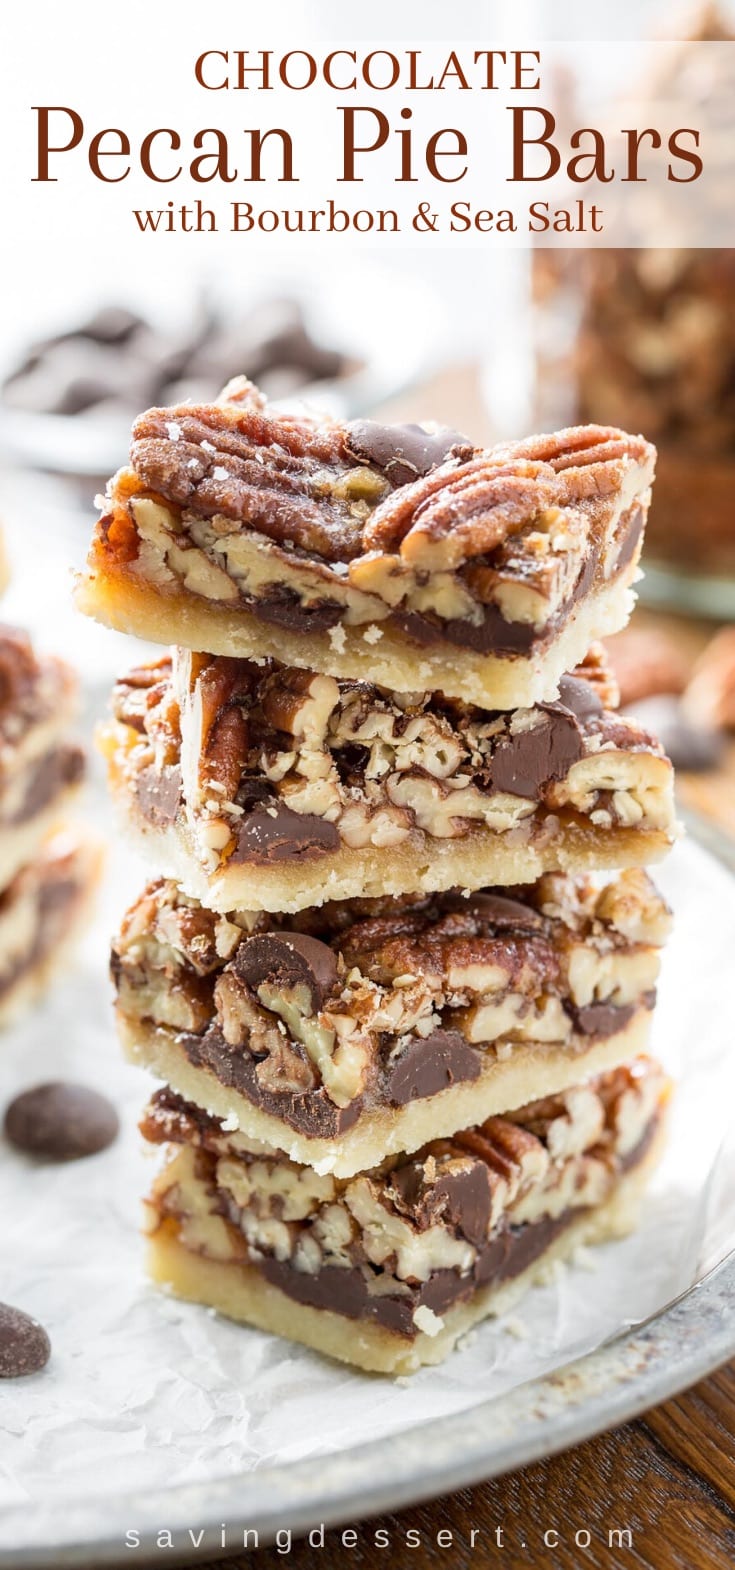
[254,1032,319,1097]
[188,656,258,800]
[155,899,241,976]
[454,1118,548,1189]
[260,668,339,746]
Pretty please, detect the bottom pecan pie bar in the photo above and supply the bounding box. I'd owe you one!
[113,869,671,1177]
[142,1059,670,1374]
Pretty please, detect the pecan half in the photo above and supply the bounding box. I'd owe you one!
[362,427,655,572]
[130,401,378,563]
[362,458,555,568]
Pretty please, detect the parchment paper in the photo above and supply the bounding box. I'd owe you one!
[1,827,734,1511]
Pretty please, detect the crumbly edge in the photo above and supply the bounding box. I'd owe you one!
[108,792,675,914]
[145,1118,666,1376]
[0,830,104,1030]
[118,1008,652,1179]
[0,783,84,894]
[75,559,639,710]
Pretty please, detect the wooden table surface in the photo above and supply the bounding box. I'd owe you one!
[193,1366,735,1570]
[189,373,735,1570]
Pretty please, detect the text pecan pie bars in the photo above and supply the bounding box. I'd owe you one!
[76,378,656,710]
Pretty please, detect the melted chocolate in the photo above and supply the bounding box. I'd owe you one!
[614,503,645,572]
[257,1208,575,1338]
[179,1025,362,1139]
[246,585,342,634]
[557,674,604,719]
[438,892,545,932]
[233,931,338,1012]
[231,803,340,865]
[490,708,584,799]
[567,991,655,1038]
[134,763,182,827]
[344,421,473,489]
[384,1030,481,1106]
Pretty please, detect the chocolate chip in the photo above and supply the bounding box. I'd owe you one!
[345,420,473,488]
[233,931,338,1014]
[0,1304,51,1378]
[232,803,340,865]
[250,587,342,634]
[385,1030,481,1105]
[430,1166,493,1249]
[567,1000,636,1036]
[614,503,645,572]
[439,891,543,931]
[626,697,725,772]
[490,709,584,799]
[385,603,537,656]
[557,674,604,719]
[4,1082,119,1161]
[133,763,182,827]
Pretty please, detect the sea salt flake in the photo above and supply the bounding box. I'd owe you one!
[328,626,347,653]
[412,1305,444,1337]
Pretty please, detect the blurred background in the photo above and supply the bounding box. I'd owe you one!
[1,0,734,833]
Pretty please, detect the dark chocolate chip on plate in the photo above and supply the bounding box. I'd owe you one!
[4,1082,119,1161]
[0,1303,51,1378]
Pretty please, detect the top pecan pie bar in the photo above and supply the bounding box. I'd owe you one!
[76,379,656,709]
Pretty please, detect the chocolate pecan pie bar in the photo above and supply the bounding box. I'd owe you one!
[0,626,85,888]
[141,1058,670,1374]
[103,645,675,913]
[113,869,670,1177]
[0,831,101,1027]
[75,379,656,709]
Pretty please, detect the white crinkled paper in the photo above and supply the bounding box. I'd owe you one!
[2,826,735,1517]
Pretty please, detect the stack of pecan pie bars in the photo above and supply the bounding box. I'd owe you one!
[77,379,677,1374]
